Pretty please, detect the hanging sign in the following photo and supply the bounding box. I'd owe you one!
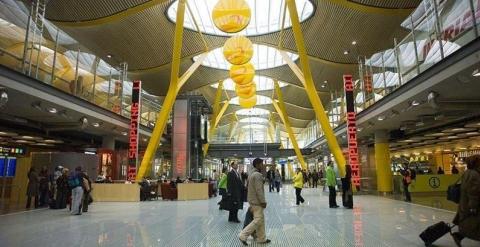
[344,75,361,187]
[128,80,141,181]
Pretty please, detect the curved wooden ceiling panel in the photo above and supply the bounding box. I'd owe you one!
[349,0,420,9]
[46,0,151,21]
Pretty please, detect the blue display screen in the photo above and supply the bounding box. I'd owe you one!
[6,158,16,177]
[0,157,5,177]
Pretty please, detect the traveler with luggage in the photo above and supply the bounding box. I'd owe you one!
[81,171,92,212]
[26,167,39,209]
[274,169,281,193]
[341,165,353,209]
[55,168,70,209]
[451,155,480,245]
[402,168,412,202]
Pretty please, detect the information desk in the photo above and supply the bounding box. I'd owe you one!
[177,183,209,201]
[91,183,140,202]
[394,174,461,193]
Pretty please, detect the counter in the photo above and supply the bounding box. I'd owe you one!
[91,183,140,202]
[177,183,209,200]
[394,174,461,193]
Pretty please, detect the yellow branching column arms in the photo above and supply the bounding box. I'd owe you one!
[136,0,208,180]
[284,0,346,176]
[272,81,307,170]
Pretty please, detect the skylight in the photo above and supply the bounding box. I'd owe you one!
[230,95,272,106]
[167,0,315,36]
[211,75,288,91]
[194,44,298,70]
[239,117,268,124]
[236,108,270,116]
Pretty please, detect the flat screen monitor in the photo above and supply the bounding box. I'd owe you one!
[6,157,16,177]
[0,157,5,177]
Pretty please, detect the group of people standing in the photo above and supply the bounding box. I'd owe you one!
[266,167,282,193]
[26,165,92,215]
[293,162,353,209]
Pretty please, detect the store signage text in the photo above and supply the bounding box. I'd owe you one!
[128,80,141,181]
[344,75,361,187]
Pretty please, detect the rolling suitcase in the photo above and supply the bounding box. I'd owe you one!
[419,221,452,246]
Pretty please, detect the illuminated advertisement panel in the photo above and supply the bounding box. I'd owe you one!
[344,75,360,187]
[128,80,141,181]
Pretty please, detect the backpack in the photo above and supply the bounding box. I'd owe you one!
[68,174,81,188]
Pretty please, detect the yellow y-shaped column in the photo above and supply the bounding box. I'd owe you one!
[272,81,307,170]
[137,0,208,180]
[284,0,346,176]
[203,81,230,156]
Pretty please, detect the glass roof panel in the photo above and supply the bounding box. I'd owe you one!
[211,75,288,91]
[167,0,314,36]
[239,117,268,124]
[230,95,272,106]
[236,108,270,116]
[194,44,298,70]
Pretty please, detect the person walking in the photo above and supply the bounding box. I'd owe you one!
[266,167,275,192]
[312,170,319,188]
[274,169,281,193]
[402,168,412,202]
[26,167,39,209]
[341,165,353,209]
[69,166,84,215]
[452,155,480,246]
[227,162,243,223]
[293,168,305,205]
[81,170,92,213]
[326,162,339,208]
[55,168,69,209]
[239,158,271,245]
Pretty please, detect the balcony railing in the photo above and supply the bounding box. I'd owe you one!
[0,0,161,127]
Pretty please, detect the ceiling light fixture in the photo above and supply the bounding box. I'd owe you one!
[351,41,357,45]
[415,121,425,127]
[377,115,385,121]
[48,107,57,114]
[410,100,420,106]
[473,68,480,77]
[121,132,128,136]
[0,88,8,109]
[92,122,100,128]
[343,50,349,55]
[106,54,112,58]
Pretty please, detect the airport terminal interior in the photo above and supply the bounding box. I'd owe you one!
[0,0,479,246]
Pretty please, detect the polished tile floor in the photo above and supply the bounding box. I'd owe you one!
[0,186,477,247]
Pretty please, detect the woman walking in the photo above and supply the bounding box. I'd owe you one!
[293,168,305,205]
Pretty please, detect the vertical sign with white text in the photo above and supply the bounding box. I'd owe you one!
[128,80,141,181]
[344,75,360,187]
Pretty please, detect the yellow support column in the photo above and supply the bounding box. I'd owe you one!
[375,130,393,192]
[285,0,346,176]
[272,81,307,170]
[203,81,229,156]
[136,0,187,180]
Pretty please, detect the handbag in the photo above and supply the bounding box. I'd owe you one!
[447,175,462,204]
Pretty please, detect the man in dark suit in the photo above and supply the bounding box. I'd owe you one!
[227,162,244,223]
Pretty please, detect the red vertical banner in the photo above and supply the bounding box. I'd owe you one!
[128,80,141,181]
[344,75,361,187]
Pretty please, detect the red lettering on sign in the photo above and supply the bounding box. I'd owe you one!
[127,81,141,180]
[344,75,361,187]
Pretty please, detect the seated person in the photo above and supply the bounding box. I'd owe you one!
[175,177,183,184]
[169,179,176,188]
